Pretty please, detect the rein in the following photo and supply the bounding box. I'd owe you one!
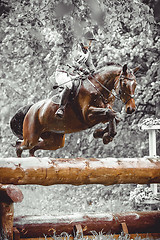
[88,73,121,103]
[88,73,135,105]
[54,69,135,105]
[87,78,107,100]
[93,77,120,100]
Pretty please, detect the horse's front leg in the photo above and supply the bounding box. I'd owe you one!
[87,106,119,144]
[93,116,120,139]
[87,106,116,122]
[93,125,109,139]
[102,118,117,144]
[109,118,117,137]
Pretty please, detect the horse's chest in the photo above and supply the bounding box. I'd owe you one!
[89,93,105,107]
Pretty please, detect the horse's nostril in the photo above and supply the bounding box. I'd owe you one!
[127,107,135,114]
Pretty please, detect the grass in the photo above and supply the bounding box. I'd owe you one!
[39,232,159,240]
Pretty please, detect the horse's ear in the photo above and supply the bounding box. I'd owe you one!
[133,65,140,73]
[122,64,127,74]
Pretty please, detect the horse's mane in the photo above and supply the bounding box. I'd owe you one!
[97,62,122,73]
[106,62,122,67]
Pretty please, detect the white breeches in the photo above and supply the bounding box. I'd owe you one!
[55,71,72,89]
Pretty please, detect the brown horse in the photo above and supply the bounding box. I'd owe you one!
[10,63,139,157]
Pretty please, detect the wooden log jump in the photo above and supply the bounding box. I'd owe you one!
[13,211,160,238]
[0,157,160,186]
[0,157,160,239]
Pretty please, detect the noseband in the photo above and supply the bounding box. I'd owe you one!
[119,75,135,104]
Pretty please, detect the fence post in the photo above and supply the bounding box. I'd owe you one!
[0,185,23,240]
[141,124,160,195]
[0,201,14,240]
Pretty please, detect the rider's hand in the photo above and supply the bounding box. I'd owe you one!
[79,67,83,72]
[53,84,59,89]
[83,70,89,75]
[90,70,95,75]
[74,66,79,71]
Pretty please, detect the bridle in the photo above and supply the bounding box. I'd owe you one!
[88,72,136,105]
[119,74,136,104]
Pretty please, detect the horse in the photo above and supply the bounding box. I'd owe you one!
[10,63,139,157]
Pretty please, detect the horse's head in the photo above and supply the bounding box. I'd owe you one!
[119,64,139,114]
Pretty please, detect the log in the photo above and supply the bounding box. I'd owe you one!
[0,157,160,186]
[0,185,23,240]
[13,211,160,238]
[0,184,24,203]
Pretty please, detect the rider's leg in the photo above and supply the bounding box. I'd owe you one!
[55,86,72,118]
[55,71,73,118]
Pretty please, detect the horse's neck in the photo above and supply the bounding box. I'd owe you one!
[103,70,121,92]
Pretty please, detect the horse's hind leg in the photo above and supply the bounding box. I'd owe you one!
[29,132,65,156]
[15,130,40,157]
[16,144,28,157]
[15,132,40,157]
[16,110,44,157]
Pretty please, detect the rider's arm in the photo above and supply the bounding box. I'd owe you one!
[73,54,86,70]
[85,51,96,73]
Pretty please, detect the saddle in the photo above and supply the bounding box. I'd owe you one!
[70,67,95,99]
[70,72,96,101]
[52,75,82,104]
[52,70,92,103]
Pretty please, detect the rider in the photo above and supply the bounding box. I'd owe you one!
[55,32,96,119]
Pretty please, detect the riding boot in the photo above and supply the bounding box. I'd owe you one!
[55,87,71,118]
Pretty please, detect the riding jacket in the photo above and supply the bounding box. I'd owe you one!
[55,48,95,90]
[73,48,96,73]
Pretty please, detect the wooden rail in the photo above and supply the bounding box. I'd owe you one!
[13,211,160,238]
[0,157,160,239]
[0,157,160,186]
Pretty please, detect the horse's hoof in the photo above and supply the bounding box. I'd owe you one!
[103,133,113,144]
[109,130,117,138]
[16,148,22,157]
[93,129,104,139]
[29,150,35,157]
[29,154,35,157]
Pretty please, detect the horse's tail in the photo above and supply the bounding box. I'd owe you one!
[10,104,33,140]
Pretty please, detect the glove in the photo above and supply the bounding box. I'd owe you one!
[53,84,59,89]
[74,66,79,71]
[83,70,89,75]
[90,70,95,75]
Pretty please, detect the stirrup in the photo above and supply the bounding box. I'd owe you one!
[55,108,64,118]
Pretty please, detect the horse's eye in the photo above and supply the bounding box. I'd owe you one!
[122,82,126,87]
